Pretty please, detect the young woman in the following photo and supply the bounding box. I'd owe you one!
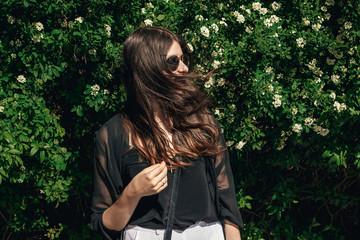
[91,26,243,240]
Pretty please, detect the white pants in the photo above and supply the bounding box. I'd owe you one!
[123,221,224,240]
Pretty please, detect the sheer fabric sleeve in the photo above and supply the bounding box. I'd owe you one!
[91,122,124,239]
[213,117,244,228]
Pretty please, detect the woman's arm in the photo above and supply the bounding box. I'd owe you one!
[102,161,168,231]
[224,220,241,240]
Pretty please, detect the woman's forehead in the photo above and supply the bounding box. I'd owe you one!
[166,41,183,58]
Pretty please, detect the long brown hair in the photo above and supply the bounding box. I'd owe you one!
[122,26,223,168]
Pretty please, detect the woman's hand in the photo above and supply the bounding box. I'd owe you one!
[127,161,168,198]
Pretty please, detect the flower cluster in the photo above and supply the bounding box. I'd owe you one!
[292,123,303,133]
[235,141,247,150]
[200,26,210,37]
[296,37,306,48]
[313,124,330,136]
[272,94,282,108]
[35,22,44,31]
[307,59,323,76]
[91,84,100,96]
[32,34,44,43]
[144,19,153,26]
[104,24,111,37]
[264,15,281,28]
[17,75,26,83]
[232,11,245,24]
[334,101,346,112]
[75,17,83,23]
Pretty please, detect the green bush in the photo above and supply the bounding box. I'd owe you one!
[1,0,359,239]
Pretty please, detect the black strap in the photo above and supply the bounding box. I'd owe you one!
[164,168,181,240]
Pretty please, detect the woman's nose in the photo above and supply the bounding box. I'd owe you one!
[177,60,189,73]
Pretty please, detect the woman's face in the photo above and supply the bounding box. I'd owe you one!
[166,41,189,74]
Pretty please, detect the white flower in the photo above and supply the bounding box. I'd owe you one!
[334,101,346,112]
[0,106,4,112]
[330,92,336,99]
[325,0,335,6]
[266,15,281,27]
[272,94,282,108]
[312,23,321,31]
[108,73,112,79]
[252,2,262,11]
[104,24,111,37]
[32,33,44,43]
[35,22,44,31]
[315,77,321,83]
[204,77,215,88]
[304,117,315,126]
[214,109,220,115]
[321,6,327,12]
[292,124,303,133]
[200,26,210,37]
[268,85,274,91]
[218,78,226,86]
[212,60,221,69]
[195,15,204,21]
[17,75,26,83]
[75,17,84,23]
[245,26,253,33]
[11,53,16,59]
[325,13,331,20]
[291,106,298,115]
[8,16,15,24]
[219,20,227,26]
[141,8,146,14]
[296,37,306,48]
[226,140,234,147]
[144,19,153,26]
[344,22,352,30]
[259,8,268,15]
[91,84,100,96]
[237,14,245,24]
[326,58,335,65]
[187,43,194,52]
[303,18,310,26]
[146,2,154,8]
[211,23,219,33]
[271,2,281,11]
[246,9,251,15]
[235,141,246,150]
[89,49,97,55]
[340,66,347,72]
[319,128,330,136]
[264,19,272,27]
[331,74,340,84]
[265,66,273,74]
[103,89,110,95]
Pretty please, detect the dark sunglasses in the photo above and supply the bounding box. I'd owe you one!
[166,55,189,71]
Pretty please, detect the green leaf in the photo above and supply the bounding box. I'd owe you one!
[30,145,39,156]
[157,15,165,21]
[73,31,82,36]
[8,149,21,154]
[40,151,45,162]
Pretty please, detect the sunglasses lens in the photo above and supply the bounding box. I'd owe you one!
[166,56,180,71]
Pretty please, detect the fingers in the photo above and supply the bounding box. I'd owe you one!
[146,161,167,179]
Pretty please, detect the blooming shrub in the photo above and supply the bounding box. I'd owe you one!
[1,0,359,239]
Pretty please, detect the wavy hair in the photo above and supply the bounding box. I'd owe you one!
[122,26,223,168]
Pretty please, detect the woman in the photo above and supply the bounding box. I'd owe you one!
[91,26,243,240]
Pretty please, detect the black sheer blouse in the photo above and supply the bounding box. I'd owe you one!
[91,113,243,239]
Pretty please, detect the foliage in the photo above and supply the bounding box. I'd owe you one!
[1,0,359,239]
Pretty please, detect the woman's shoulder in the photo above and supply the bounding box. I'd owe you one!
[96,112,127,143]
